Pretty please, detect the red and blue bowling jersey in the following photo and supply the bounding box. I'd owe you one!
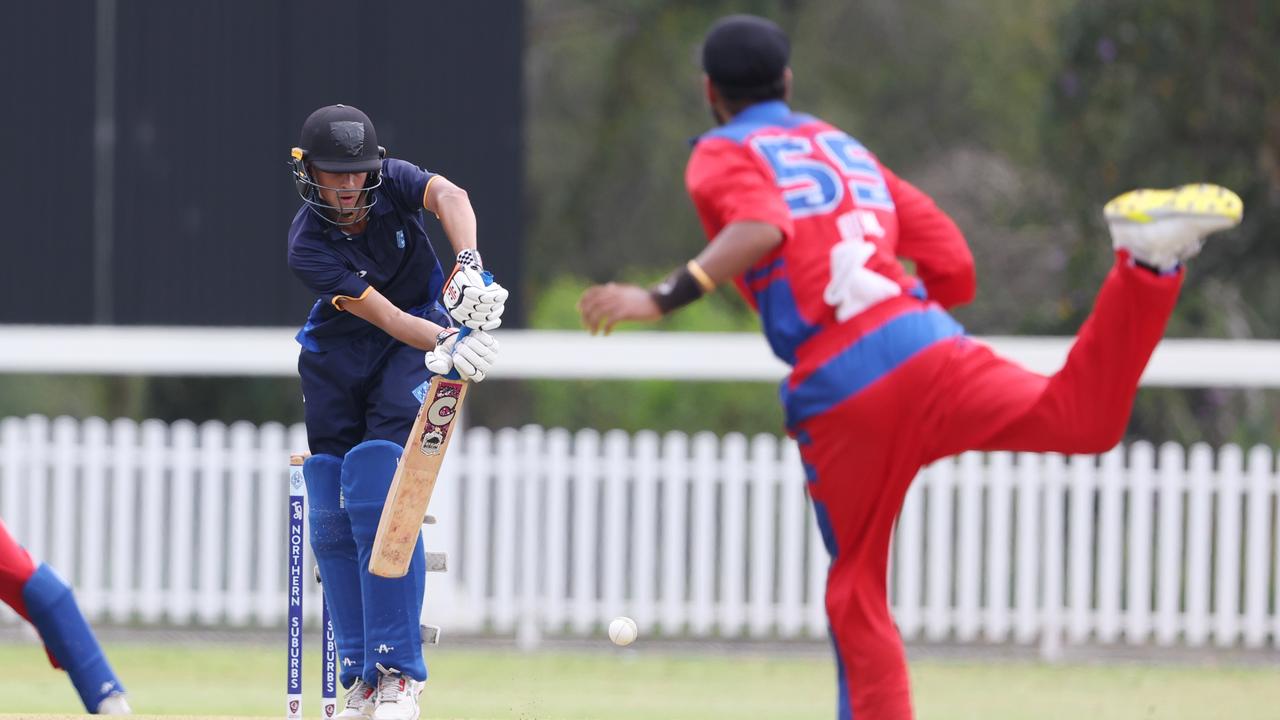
[686,100,977,429]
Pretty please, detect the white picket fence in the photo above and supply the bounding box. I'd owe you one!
[1,415,1279,656]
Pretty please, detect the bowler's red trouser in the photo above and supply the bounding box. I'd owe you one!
[0,519,64,669]
[0,518,38,621]
[794,255,1181,719]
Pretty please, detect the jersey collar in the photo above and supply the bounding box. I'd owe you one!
[692,100,794,146]
[729,99,792,125]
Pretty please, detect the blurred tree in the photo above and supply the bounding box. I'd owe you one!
[511,274,784,435]
[521,0,1085,434]
[520,0,1280,444]
[0,376,126,420]
[7,1,1277,445]
[525,0,1076,334]
[1043,0,1280,444]
[0,375,302,425]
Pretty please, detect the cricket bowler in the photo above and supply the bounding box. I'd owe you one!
[578,15,1243,720]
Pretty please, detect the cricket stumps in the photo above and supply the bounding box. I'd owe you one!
[290,453,447,719]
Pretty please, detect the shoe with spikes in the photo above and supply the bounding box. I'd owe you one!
[1105,183,1243,272]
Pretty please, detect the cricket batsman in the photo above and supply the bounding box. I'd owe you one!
[578,15,1243,720]
[0,519,130,714]
[287,104,506,719]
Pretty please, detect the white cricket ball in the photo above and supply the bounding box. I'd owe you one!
[608,616,638,646]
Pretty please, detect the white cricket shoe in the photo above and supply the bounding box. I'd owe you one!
[1105,183,1243,272]
[336,678,377,718]
[372,664,424,720]
[96,693,132,715]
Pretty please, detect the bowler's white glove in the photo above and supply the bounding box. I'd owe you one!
[425,328,499,382]
[443,249,509,331]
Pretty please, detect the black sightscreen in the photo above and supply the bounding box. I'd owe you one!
[3,0,523,326]
[2,0,97,324]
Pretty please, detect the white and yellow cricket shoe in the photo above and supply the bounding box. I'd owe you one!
[1105,183,1243,272]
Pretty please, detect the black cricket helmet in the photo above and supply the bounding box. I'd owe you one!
[290,104,386,226]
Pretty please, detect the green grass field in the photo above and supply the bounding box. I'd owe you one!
[0,642,1277,719]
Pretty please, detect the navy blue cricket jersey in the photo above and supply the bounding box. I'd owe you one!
[288,158,450,351]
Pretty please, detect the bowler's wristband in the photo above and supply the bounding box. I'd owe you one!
[649,260,715,315]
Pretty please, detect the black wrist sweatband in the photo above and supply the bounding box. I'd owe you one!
[650,261,714,314]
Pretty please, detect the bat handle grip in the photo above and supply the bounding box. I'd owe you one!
[442,270,493,381]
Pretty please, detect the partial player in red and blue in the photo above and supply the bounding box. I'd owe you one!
[0,519,130,714]
[579,14,1244,720]
[686,93,976,426]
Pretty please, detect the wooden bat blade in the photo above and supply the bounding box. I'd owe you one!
[369,375,468,578]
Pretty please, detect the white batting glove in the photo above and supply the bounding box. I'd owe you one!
[443,250,509,331]
[425,328,500,382]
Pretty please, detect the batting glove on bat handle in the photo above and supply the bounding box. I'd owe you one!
[425,328,460,377]
[428,271,499,381]
[425,328,499,382]
[444,261,508,332]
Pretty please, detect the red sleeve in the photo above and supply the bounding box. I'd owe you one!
[884,166,976,308]
[685,139,793,241]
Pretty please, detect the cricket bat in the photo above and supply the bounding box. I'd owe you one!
[368,366,468,578]
[371,268,495,577]
[370,267,495,577]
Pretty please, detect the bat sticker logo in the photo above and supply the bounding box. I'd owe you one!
[420,430,444,456]
[415,382,461,456]
[428,395,458,426]
[289,700,300,714]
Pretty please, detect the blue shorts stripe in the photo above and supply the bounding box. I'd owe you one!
[834,628,852,719]
[811,497,839,562]
[809,493,850,718]
[782,308,963,428]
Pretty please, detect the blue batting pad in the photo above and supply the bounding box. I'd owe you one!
[22,564,126,712]
[304,453,366,687]
[340,440,428,683]
[339,440,404,504]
